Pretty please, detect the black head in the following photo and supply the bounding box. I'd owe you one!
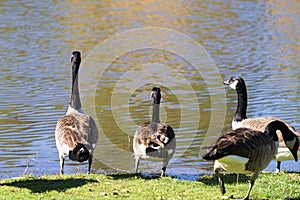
[223,76,245,90]
[150,87,161,104]
[71,51,81,65]
[266,120,299,162]
[71,51,81,81]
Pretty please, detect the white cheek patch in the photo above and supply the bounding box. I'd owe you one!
[285,138,296,150]
[229,80,239,90]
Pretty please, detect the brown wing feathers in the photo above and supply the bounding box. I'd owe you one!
[241,117,300,149]
[56,115,87,150]
[203,128,273,160]
[136,122,174,148]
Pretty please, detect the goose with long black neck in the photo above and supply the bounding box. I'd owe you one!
[68,51,82,114]
[55,51,99,175]
[224,76,300,172]
[203,120,299,200]
[133,87,176,177]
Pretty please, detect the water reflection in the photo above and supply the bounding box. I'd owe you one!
[265,1,300,67]
[0,0,299,179]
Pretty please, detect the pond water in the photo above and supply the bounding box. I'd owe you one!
[0,0,299,180]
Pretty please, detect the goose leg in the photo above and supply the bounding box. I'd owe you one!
[214,161,226,195]
[161,160,169,177]
[243,172,258,200]
[161,167,166,177]
[135,156,140,175]
[60,154,65,175]
[88,154,93,174]
[276,161,281,173]
[243,180,254,200]
[215,168,226,195]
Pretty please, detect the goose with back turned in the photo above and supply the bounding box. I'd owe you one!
[224,76,300,172]
[133,87,176,177]
[55,51,99,175]
[202,120,299,200]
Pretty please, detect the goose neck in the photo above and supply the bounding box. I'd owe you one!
[234,84,247,121]
[152,103,160,123]
[70,63,82,110]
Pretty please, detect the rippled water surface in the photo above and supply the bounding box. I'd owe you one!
[0,0,299,179]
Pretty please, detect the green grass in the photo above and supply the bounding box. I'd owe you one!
[0,172,299,200]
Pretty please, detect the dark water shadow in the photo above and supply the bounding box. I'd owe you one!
[0,177,98,193]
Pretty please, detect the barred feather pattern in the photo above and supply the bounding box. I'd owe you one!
[235,116,300,150]
[135,121,175,153]
[55,112,98,155]
[204,128,276,172]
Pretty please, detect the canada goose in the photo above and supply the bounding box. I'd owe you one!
[202,120,299,200]
[55,51,98,175]
[224,76,300,172]
[133,87,176,177]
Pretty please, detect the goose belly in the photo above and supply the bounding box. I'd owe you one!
[275,147,300,161]
[214,155,253,174]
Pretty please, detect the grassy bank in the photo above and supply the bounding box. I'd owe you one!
[0,172,299,200]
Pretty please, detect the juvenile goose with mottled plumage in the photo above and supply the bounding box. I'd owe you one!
[224,76,300,172]
[55,51,98,175]
[203,120,299,200]
[133,87,176,177]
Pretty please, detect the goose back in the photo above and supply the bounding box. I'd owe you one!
[233,116,300,149]
[55,112,98,155]
[203,127,276,172]
[134,122,175,158]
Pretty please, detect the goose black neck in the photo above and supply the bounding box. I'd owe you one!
[266,121,299,162]
[234,81,247,122]
[152,103,160,123]
[151,87,161,123]
[265,121,293,142]
[70,52,82,110]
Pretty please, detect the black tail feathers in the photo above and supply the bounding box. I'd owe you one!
[69,143,90,162]
[202,148,219,160]
[202,151,213,160]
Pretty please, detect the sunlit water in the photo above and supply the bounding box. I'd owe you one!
[0,0,299,180]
